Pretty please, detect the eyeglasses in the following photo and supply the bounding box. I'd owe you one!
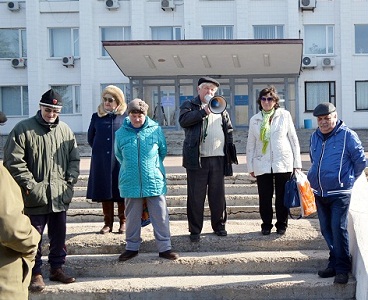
[103,97,115,103]
[44,107,61,114]
[261,97,274,102]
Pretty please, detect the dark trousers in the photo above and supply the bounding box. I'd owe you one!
[315,194,352,273]
[256,172,291,231]
[186,156,227,234]
[29,211,67,275]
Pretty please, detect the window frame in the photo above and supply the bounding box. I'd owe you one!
[354,24,368,54]
[304,81,336,112]
[202,25,234,40]
[253,25,284,39]
[0,86,29,117]
[303,25,334,55]
[151,26,182,40]
[0,28,27,59]
[49,27,79,58]
[355,81,368,110]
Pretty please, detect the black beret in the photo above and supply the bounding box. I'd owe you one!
[198,77,220,87]
[39,89,63,108]
[313,102,336,117]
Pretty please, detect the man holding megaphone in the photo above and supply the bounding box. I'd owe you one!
[179,77,236,243]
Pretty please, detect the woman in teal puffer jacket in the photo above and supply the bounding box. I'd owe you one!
[115,98,179,262]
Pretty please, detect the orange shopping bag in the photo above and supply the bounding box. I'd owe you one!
[294,169,317,217]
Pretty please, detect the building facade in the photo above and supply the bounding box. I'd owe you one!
[0,0,368,134]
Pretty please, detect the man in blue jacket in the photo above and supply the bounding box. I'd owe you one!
[308,102,366,284]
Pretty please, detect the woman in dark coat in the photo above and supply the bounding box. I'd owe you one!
[86,85,127,234]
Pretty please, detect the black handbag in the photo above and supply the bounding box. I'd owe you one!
[284,173,301,219]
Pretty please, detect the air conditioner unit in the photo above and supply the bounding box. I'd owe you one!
[11,57,26,68]
[7,1,20,11]
[62,56,75,67]
[105,0,119,10]
[161,0,175,11]
[322,57,335,67]
[300,0,316,10]
[302,55,317,68]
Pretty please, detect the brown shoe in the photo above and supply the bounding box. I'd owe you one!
[29,274,45,292]
[159,250,179,260]
[99,225,112,234]
[118,223,125,234]
[49,268,75,284]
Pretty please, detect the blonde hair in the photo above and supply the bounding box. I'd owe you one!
[97,85,127,117]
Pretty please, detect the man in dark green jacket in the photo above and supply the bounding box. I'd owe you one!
[3,89,80,292]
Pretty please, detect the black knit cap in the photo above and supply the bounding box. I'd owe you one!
[198,77,220,87]
[39,89,63,109]
[313,102,336,117]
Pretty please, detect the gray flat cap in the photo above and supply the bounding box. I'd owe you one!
[313,102,336,117]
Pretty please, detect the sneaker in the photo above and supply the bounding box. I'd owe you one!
[214,229,227,236]
[334,273,349,284]
[318,267,336,278]
[29,274,45,292]
[189,233,200,242]
[49,268,75,284]
[118,250,139,262]
[159,250,179,260]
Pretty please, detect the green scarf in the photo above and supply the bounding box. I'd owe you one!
[260,108,275,154]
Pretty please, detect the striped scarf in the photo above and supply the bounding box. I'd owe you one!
[260,108,275,154]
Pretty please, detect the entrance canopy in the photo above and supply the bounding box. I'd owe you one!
[103,39,303,77]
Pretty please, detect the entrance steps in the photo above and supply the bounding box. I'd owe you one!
[29,172,356,300]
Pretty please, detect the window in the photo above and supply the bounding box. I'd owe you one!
[49,28,79,58]
[0,29,27,58]
[0,86,28,116]
[101,83,131,102]
[202,26,233,39]
[304,25,334,55]
[51,85,80,114]
[253,25,284,39]
[355,24,368,54]
[356,81,368,110]
[305,82,335,112]
[151,27,182,40]
[101,27,131,56]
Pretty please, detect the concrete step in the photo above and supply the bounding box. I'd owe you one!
[41,219,325,256]
[41,250,328,278]
[70,194,263,209]
[29,273,356,300]
[75,173,257,188]
[66,205,310,222]
[72,182,259,198]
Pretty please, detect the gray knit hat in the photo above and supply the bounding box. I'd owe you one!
[127,98,149,115]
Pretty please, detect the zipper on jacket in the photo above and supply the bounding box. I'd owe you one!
[137,132,143,198]
[317,141,326,195]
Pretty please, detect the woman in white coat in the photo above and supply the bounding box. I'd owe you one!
[246,86,302,235]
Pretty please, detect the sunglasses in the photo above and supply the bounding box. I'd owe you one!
[103,97,115,103]
[261,97,274,102]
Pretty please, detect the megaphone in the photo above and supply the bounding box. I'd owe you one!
[208,95,227,114]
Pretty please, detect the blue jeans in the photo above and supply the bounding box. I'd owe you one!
[315,194,351,274]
